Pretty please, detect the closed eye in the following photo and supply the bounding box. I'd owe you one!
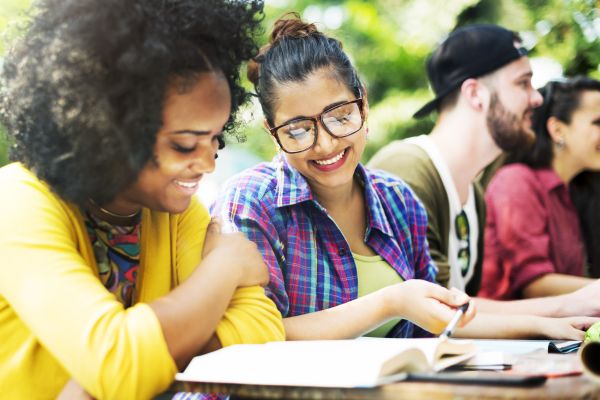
[172,143,196,153]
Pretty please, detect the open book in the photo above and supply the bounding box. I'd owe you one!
[176,338,477,388]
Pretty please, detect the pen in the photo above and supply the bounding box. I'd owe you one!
[439,301,470,340]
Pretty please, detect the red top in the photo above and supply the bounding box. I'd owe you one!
[480,164,585,300]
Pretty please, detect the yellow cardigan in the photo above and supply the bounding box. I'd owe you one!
[0,163,284,400]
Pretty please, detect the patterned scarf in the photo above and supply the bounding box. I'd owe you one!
[84,211,141,308]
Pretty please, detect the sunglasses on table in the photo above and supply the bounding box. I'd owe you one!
[268,98,365,154]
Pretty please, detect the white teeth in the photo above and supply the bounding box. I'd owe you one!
[175,180,198,188]
[314,150,345,166]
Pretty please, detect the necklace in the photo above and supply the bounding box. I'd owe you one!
[87,199,141,226]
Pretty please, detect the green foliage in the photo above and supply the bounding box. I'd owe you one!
[0,0,598,167]
[0,0,30,167]
[0,128,8,166]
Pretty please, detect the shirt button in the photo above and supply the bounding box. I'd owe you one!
[338,248,347,256]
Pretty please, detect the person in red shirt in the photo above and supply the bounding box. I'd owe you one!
[482,76,600,300]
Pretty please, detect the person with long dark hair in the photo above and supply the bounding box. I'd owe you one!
[215,14,523,341]
[481,76,600,301]
[0,0,284,398]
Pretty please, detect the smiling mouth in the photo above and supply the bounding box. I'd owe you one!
[314,149,346,166]
[174,179,201,190]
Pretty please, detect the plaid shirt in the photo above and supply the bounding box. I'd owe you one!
[212,154,437,338]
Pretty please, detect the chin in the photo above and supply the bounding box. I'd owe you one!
[161,199,192,215]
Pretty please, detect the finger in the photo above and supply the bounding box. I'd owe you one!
[569,327,585,341]
[459,301,477,327]
[449,287,471,306]
[431,285,470,307]
[574,317,600,331]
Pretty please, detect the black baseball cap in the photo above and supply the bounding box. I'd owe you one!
[413,24,529,119]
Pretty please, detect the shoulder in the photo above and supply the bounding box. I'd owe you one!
[363,166,426,216]
[368,140,430,169]
[364,167,414,197]
[0,162,69,212]
[215,161,281,222]
[368,139,438,188]
[222,161,278,201]
[0,163,78,241]
[487,163,540,193]
[493,163,537,180]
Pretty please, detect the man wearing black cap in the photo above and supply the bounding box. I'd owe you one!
[368,25,600,331]
[369,24,547,300]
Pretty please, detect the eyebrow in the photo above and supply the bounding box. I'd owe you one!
[516,71,533,80]
[278,99,352,126]
[171,129,212,136]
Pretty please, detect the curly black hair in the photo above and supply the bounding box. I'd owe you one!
[0,0,264,206]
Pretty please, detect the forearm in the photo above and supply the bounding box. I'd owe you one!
[474,296,561,318]
[523,273,593,298]
[454,313,545,339]
[283,289,391,340]
[150,252,240,369]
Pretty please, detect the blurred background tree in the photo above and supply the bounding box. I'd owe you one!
[0,0,598,169]
[0,0,30,167]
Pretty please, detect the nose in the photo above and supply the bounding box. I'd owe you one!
[530,87,544,108]
[313,121,338,154]
[190,146,216,175]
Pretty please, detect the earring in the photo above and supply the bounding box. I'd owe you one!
[556,138,566,150]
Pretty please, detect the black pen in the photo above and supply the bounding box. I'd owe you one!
[439,301,470,340]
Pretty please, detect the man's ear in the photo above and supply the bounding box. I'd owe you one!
[460,78,486,111]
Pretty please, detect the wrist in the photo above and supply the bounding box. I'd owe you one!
[546,290,578,318]
[379,283,406,320]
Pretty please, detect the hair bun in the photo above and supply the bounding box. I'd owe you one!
[270,12,319,44]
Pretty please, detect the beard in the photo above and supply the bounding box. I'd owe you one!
[487,93,535,152]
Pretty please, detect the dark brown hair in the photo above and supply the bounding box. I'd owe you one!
[508,76,600,277]
[247,13,362,126]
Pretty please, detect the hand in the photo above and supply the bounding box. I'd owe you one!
[383,280,476,334]
[560,279,600,317]
[202,218,269,287]
[537,316,600,340]
[56,379,94,400]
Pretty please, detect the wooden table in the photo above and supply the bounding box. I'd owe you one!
[176,347,600,399]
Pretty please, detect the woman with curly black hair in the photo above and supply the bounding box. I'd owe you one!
[0,0,284,398]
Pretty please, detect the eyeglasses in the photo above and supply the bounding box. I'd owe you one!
[268,98,365,154]
[455,210,470,277]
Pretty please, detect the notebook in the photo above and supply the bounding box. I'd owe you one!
[176,338,477,388]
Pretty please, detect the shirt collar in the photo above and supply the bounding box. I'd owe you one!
[274,153,314,207]
[274,154,395,237]
[536,167,567,193]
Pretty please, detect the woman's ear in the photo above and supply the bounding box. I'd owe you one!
[362,85,370,121]
[546,116,567,144]
[263,119,281,149]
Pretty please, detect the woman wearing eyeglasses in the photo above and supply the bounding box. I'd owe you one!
[481,76,600,301]
[212,14,476,340]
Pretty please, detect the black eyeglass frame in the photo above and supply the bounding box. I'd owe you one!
[267,98,365,154]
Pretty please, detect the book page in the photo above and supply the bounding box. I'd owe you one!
[176,338,476,388]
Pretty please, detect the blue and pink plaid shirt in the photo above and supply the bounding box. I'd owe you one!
[212,154,437,338]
